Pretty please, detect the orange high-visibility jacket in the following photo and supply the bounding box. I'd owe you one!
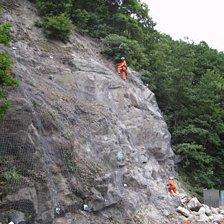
[167,179,176,191]
[117,60,127,74]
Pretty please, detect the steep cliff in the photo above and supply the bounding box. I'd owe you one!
[0,1,178,223]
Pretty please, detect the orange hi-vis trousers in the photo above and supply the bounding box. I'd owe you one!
[117,61,127,80]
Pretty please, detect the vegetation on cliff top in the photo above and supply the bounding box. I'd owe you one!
[34,0,224,194]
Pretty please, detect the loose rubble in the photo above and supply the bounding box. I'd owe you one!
[177,194,224,223]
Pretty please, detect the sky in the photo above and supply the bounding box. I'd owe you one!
[143,0,224,52]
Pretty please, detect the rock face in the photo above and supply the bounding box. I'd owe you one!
[0,1,176,223]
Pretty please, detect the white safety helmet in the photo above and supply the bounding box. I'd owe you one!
[121,56,125,60]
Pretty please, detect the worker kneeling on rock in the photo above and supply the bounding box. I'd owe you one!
[167,176,177,196]
[117,57,127,81]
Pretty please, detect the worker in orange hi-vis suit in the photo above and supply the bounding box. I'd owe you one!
[166,176,177,196]
[117,57,127,81]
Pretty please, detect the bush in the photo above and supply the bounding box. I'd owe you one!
[0,23,18,119]
[36,0,72,16]
[0,52,18,119]
[63,150,77,172]
[42,14,73,41]
[103,34,148,69]
[3,168,22,184]
[0,52,18,87]
[70,9,89,32]
[0,23,12,45]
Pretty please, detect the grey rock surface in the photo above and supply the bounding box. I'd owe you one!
[187,197,202,212]
[0,1,177,223]
[177,206,190,217]
[8,211,26,224]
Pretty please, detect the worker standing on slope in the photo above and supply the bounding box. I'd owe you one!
[117,57,127,81]
[167,176,177,196]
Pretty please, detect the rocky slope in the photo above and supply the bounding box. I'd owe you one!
[0,1,179,223]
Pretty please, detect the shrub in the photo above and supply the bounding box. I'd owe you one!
[70,9,89,32]
[0,52,18,87]
[103,34,148,69]
[63,150,77,172]
[42,14,73,41]
[0,22,19,119]
[36,0,72,16]
[0,23,12,45]
[0,52,18,119]
[3,168,22,184]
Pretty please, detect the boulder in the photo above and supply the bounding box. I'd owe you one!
[202,204,212,216]
[186,197,202,211]
[211,207,220,214]
[198,207,210,222]
[179,194,190,205]
[89,185,121,212]
[198,207,206,214]
[89,188,105,211]
[198,214,209,223]
[177,206,190,217]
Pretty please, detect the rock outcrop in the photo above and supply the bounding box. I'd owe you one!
[0,1,178,223]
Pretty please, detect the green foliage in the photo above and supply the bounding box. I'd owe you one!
[0,100,11,120]
[103,34,147,69]
[0,156,24,199]
[174,143,214,188]
[36,0,72,16]
[35,0,156,45]
[143,37,224,191]
[0,52,18,86]
[63,150,77,172]
[69,9,89,32]
[0,51,18,119]
[0,22,18,119]
[42,14,73,41]
[3,168,22,184]
[178,172,203,198]
[0,23,12,45]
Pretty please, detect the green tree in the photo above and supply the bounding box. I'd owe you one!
[143,37,224,192]
[42,14,73,41]
[36,0,72,16]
